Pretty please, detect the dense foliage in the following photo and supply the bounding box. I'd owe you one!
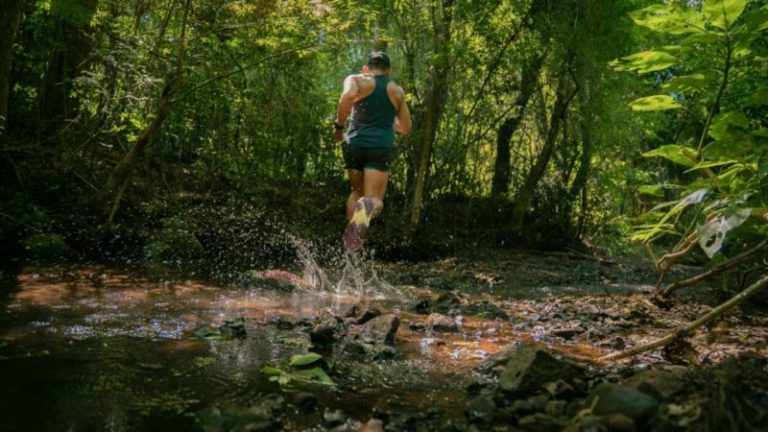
[0,0,765,281]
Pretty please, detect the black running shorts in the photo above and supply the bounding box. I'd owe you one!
[342,142,394,171]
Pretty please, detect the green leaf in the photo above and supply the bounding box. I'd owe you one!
[662,74,708,93]
[611,50,678,74]
[629,95,683,112]
[291,367,335,386]
[638,184,666,197]
[289,352,323,367]
[746,89,768,107]
[260,366,284,377]
[684,159,738,173]
[708,111,750,142]
[630,5,705,35]
[643,145,698,167]
[194,326,222,340]
[702,0,747,29]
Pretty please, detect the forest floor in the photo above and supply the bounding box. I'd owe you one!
[1,249,767,431]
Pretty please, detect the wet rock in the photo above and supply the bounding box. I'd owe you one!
[310,316,345,349]
[243,269,304,292]
[508,394,549,416]
[340,340,399,362]
[407,322,426,331]
[587,383,659,425]
[360,418,384,432]
[497,345,581,395]
[324,409,347,428]
[465,395,496,422]
[425,313,458,333]
[620,369,684,400]
[545,400,567,418]
[220,317,247,339]
[268,315,312,330]
[608,413,637,432]
[360,314,400,345]
[464,301,509,320]
[517,413,564,431]
[343,302,382,325]
[552,326,585,340]
[292,392,319,412]
[412,291,466,315]
[232,420,280,432]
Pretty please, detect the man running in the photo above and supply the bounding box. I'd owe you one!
[333,51,411,251]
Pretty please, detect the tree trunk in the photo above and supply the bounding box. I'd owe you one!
[39,0,99,131]
[409,0,454,231]
[511,55,578,230]
[102,0,191,224]
[491,55,544,196]
[0,0,25,138]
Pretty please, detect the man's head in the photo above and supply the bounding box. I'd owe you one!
[365,51,391,74]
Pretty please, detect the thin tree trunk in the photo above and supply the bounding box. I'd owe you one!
[491,55,544,196]
[0,0,26,139]
[511,54,579,230]
[102,0,191,224]
[409,0,454,230]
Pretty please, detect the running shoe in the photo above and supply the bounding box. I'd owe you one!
[343,197,374,251]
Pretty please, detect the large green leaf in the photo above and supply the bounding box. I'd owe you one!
[708,111,750,141]
[662,73,709,93]
[629,95,683,112]
[702,0,748,29]
[643,145,698,167]
[611,50,678,74]
[630,5,705,35]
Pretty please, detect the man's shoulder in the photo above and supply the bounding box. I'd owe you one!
[386,81,405,95]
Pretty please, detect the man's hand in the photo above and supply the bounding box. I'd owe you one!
[333,127,344,142]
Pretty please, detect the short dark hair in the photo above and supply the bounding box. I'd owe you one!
[367,51,391,70]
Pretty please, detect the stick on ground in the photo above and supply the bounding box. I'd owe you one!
[598,273,768,362]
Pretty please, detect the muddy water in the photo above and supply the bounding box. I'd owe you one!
[0,265,555,431]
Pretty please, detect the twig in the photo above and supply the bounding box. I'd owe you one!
[660,237,768,297]
[598,273,768,362]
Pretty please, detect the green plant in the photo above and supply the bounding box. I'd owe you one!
[260,352,335,387]
[611,0,768,295]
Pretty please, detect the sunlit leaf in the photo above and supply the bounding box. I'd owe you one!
[662,74,708,93]
[684,159,737,173]
[630,95,683,112]
[643,145,697,167]
[638,184,665,197]
[611,50,678,74]
[289,352,323,367]
[702,0,747,29]
[708,111,750,141]
[630,5,705,34]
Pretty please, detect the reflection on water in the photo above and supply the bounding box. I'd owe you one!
[0,256,600,431]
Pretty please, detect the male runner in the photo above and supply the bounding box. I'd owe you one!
[333,51,411,251]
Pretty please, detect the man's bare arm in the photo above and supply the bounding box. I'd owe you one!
[393,87,411,136]
[335,75,359,125]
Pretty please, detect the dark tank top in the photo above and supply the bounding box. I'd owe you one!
[345,74,397,149]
